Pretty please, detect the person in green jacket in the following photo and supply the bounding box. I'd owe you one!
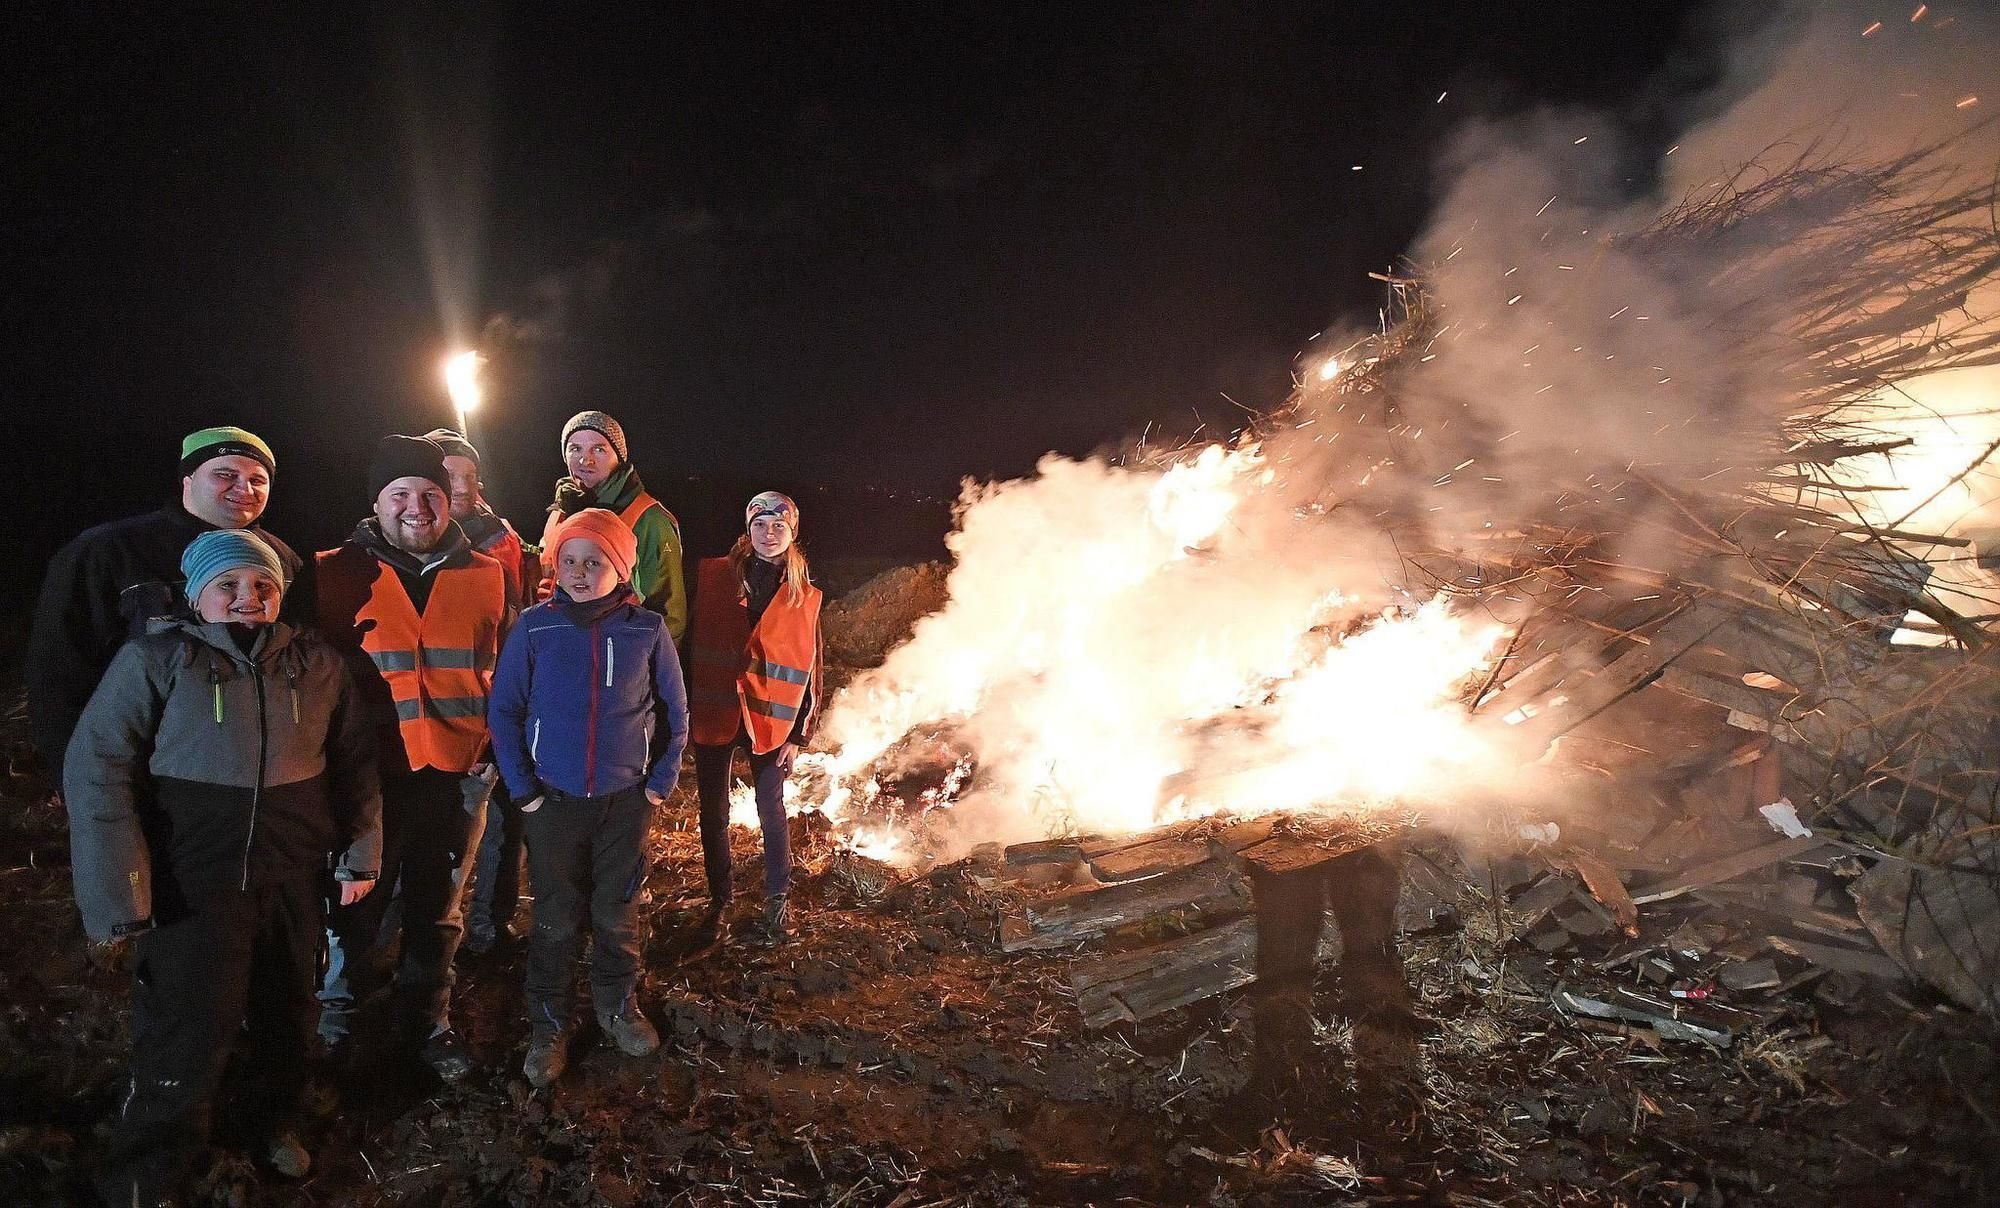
[537,410,687,641]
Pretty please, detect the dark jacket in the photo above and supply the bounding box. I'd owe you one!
[488,588,689,802]
[27,506,302,769]
[63,619,382,941]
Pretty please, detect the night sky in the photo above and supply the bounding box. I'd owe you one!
[4,1,1713,599]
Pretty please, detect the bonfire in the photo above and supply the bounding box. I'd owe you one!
[793,138,2000,1017]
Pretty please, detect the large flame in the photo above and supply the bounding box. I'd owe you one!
[781,441,1510,861]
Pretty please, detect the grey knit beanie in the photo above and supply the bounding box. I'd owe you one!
[560,411,628,462]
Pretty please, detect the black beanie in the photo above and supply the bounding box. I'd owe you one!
[422,427,479,465]
[368,435,449,500]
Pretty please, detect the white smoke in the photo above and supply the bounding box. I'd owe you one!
[806,0,2000,855]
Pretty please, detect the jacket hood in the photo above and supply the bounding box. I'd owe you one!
[349,516,473,577]
[458,503,511,549]
[150,617,303,668]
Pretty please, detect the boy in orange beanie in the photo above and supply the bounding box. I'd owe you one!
[487,508,686,1087]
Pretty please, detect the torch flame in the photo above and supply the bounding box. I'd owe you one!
[443,350,483,416]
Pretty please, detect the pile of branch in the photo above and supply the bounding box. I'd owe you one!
[1298,143,2000,1014]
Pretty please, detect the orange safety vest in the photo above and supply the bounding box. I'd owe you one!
[689,556,822,753]
[537,490,678,589]
[315,544,507,774]
[474,521,530,609]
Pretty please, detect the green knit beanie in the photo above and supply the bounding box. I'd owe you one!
[180,426,276,476]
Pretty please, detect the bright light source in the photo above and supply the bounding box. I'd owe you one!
[444,350,483,416]
[1317,357,1341,382]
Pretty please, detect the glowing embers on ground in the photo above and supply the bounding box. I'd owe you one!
[719,441,1511,864]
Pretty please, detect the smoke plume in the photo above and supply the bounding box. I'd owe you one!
[808,1,2000,855]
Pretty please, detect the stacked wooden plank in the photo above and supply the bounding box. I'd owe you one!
[1000,814,1412,1028]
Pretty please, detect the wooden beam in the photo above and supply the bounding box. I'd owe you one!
[1629,836,1827,904]
[1086,837,1211,882]
[1002,860,1249,953]
[1071,918,1259,1028]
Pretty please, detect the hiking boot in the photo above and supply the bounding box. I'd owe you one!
[264,1131,311,1179]
[419,1027,476,1082]
[598,1006,661,1057]
[523,1030,568,1088]
[750,894,790,947]
[463,920,498,956]
[691,903,729,948]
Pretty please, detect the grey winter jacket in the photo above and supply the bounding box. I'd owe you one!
[64,620,383,940]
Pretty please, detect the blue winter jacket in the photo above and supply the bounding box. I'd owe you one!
[488,588,689,801]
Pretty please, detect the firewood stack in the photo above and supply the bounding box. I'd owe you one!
[998,813,1411,1027]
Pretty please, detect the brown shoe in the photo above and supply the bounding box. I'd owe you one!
[524,1030,568,1088]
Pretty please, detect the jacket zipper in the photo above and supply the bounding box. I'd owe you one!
[531,718,541,760]
[585,619,601,797]
[242,661,268,892]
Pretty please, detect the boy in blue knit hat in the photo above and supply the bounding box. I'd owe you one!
[67,528,382,1203]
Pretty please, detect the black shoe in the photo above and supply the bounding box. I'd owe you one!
[463,921,498,956]
[420,1027,476,1082]
[691,903,729,948]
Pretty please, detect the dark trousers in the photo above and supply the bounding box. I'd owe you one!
[469,779,524,941]
[98,876,319,1204]
[693,741,791,903]
[523,785,654,1032]
[319,768,489,1041]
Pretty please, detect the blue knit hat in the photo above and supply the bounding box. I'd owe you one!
[181,529,288,604]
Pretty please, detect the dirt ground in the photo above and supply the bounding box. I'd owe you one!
[2,684,1996,1208]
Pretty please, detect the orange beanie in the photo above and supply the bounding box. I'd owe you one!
[550,507,638,584]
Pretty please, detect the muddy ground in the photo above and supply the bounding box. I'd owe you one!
[2,694,1996,1208]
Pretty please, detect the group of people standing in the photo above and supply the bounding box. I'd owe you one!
[29,412,824,1207]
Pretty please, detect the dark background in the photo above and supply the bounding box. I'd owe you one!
[3,1,1720,632]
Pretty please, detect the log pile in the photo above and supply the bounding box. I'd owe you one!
[999,814,1411,1027]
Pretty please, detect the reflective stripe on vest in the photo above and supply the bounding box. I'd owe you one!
[688,556,821,754]
[368,647,486,672]
[315,544,507,773]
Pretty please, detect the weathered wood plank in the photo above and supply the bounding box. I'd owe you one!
[1766,934,1907,981]
[1001,860,1248,953]
[1629,836,1827,905]
[1071,918,1259,1027]
[1855,857,2000,1013]
[1003,838,1088,867]
[1086,837,1211,883]
[1502,605,1733,747]
[1232,829,1388,878]
[1566,849,1640,936]
[1205,817,1280,856]
[1689,884,1864,934]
